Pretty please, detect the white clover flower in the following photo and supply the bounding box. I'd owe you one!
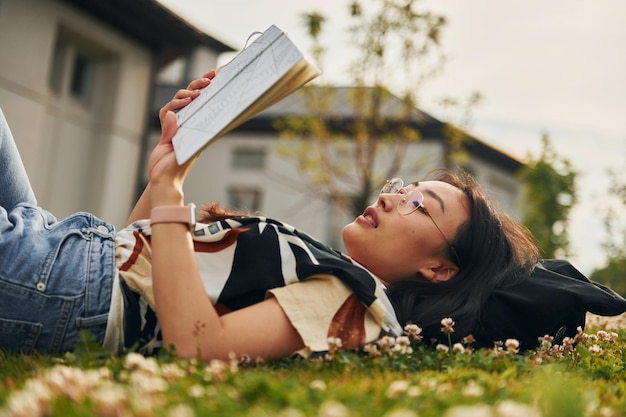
[123,352,146,370]
[462,382,484,397]
[23,378,53,403]
[363,343,381,358]
[392,344,414,355]
[453,343,465,353]
[441,317,454,326]
[309,380,327,391]
[7,390,46,417]
[505,339,520,354]
[205,359,229,382]
[327,336,343,353]
[383,410,418,417]
[396,336,411,346]
[132,395,158,417]
[392,337,413,355]
[407,386,422,397]
[161,363,186,381]
[47,366,89,402]
[436,344,450,352]
[421,378,438,391]
[167,403,195,417]
[496,400,541,417]
[598,406,614,417]
[589,344,602,353]
[377,336,395,349]
[277,407,307,417]
[187,384,205,398]
[441,318,455,334]
[94,383,128,417]
[80,368,112,394]
[437,383,453,394]
[319,400,349,417]
[129,372,169,394]
[386,380,410,398]
[123,353,160,376]
[403,324,423,342]
[443,404,492,417]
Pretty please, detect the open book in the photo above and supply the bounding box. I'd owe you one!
[172,25,320,165]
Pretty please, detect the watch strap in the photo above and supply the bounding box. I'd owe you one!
[150,203,196,227]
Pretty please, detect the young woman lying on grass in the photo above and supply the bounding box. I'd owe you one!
[1,71,624,361]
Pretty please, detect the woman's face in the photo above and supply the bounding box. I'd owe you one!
[342,180,469,284]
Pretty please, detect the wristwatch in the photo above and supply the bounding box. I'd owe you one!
[150,203,196,229]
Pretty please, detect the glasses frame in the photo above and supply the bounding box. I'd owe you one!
[381,178,461,267]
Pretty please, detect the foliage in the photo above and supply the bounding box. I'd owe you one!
[592,257,626,296]
[437,92,483,168]
[518,134,578,258]
[1,315,625,417]
[276,0,451,219]
[590,168,626,295]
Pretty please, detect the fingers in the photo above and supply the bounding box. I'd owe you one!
[187,70,216,90]
[158,111,197,174]
[159,91,198,123]
[158,70,217,125]
[160,111,179,146]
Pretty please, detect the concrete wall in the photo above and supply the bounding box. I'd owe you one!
[0,0,152,227]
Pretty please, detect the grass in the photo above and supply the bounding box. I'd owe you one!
[1,313,625,417]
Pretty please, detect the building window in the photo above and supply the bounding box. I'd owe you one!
[231,148,266,170]
[48,34,97,103]
[156,57,186,84]
[228,187,262,212]
[69,52,93,100]
[48,41,67,94]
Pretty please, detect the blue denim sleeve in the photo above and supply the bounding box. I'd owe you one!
[0,107,37,211]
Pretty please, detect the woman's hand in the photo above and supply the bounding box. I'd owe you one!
[148,111,197,206]
[158,70,216,127]
[126,69,217,225]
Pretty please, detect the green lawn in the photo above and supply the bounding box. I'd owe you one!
[1,313,625,417]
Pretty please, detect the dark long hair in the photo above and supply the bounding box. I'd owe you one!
[386,169,540,344]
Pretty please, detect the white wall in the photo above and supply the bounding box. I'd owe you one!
[0,0,152,227]
[466,158,523,220]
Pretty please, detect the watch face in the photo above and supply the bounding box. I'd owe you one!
[189,203,197,226]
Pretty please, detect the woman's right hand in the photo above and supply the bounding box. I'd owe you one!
[158,69,217,127]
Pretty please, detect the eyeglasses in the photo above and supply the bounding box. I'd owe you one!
[381,178,461,267]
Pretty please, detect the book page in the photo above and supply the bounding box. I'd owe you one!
[172,25,319,165]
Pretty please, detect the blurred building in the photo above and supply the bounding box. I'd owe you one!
[1,0,525,249]
[0,0,232,226]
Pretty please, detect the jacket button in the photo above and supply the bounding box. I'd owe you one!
[36,282,46,291]
[97,225,109,233]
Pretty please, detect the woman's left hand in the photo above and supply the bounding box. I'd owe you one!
[158,70,216,127]
[148,111,196,204]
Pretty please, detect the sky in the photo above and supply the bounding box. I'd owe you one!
[157,0,626,275]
